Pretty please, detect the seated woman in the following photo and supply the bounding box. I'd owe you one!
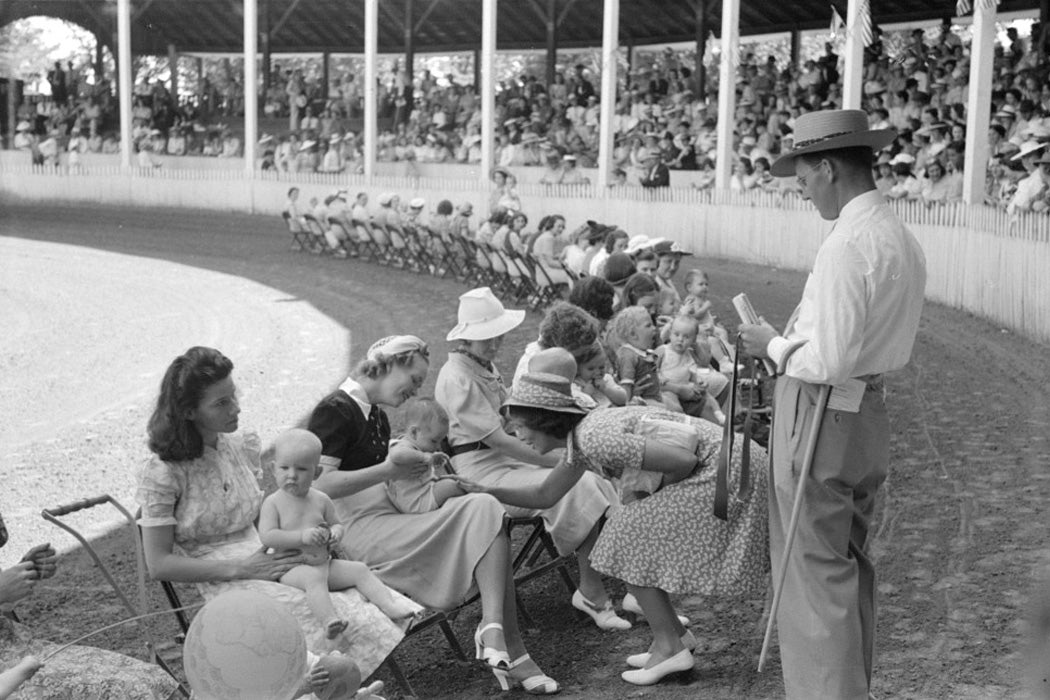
[455,348,769,687]
[0,515,178,699]
[435,288,628,631]
[530,215,573,289]
[307,335,559,694]
[137,347,403,699]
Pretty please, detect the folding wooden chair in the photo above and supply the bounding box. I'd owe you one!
[328,217,361,258]
[302,213,332,255]
[41,495,190,697]
[454,237,491,288]
[282,211,310,252]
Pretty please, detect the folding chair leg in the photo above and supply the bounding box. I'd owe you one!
[438,618,468,661]
[382,656,415,697]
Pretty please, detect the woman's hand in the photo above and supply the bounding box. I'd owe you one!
[0,562,37,605]
[437,475,488,495]
[239,546,308,582]
[20,543,57,580]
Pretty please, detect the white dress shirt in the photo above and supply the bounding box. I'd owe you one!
[767,189,927,385]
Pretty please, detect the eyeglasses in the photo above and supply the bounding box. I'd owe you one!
[796,163,820,188]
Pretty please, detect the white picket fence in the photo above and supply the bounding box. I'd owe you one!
[2,164,1047,343]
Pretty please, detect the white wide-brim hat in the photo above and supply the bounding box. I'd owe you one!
[771,109,896,177]
[447,287,525,342]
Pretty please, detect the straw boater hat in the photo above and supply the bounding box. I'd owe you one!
[1011,141,1048,162]
[625,235,652,255]
[502,348,587,415]
[770,109,896,177]
[446,287,526,342]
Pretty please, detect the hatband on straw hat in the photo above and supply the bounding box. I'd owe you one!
[447,287,526,342]
[502,348,587,415]
[771,109,896,177]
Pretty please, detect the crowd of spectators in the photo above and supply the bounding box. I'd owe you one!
[14,20,1050,212]
[10,60,244,167]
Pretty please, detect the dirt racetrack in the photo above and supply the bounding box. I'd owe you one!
[1,202,1048,699]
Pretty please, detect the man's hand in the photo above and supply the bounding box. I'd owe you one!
[738,320,779,360]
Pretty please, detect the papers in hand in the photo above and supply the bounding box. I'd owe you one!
[732,293,777,375]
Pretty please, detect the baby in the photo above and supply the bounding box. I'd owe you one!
[386,398,465,514]
[259,429,420,639]
[573,340,631,409]
[606,306,666,407]
[680,268,715,326]
[656,315,728,425]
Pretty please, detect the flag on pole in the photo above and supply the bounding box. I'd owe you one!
[830,4,845,38]
[858,0,874,47]
[957,0,998,15]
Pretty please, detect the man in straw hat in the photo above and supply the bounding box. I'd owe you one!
[739,109,926,699]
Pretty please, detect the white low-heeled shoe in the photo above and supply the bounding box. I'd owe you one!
[621,592,691,626]
[620,648,695,686]
[474,622,510,669]
[571,590,631,631]
[625,630,698,668]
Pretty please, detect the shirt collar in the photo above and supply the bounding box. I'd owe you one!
[620,343,655,359]
[837,188,887,223]
[338,376,373,416]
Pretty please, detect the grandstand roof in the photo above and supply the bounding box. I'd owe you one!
[3,0,1042,56]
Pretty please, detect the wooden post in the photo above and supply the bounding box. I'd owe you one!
[404,0,414,123]
[545,0,558,87]
[116,0,133,168]
[963,0,995,203]
[714,0,739,190]
[790,27,800,68]
[596,0,619,189]
[244,0,259,173]
[695,0,707,99]
[168,43,178,100]
[364,0,378,182]
[262,0,272,95]
[842,0,864,109]
[480,0,497,184]
[322,51,330,100]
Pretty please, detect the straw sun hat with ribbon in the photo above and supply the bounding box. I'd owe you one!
[503,348,587,415]
[446,287,526,342]
[771,109,896,177]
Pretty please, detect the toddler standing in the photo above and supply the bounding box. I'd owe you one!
[259,429,421,640]
[386,399,465,514]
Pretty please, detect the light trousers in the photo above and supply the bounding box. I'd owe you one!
[769,376,889,700]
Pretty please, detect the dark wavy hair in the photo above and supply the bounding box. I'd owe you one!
[568,276,616,322]
[538,302,599,353]
[503,405,584,440]
[148,347,234,462]
[622,272,660,307]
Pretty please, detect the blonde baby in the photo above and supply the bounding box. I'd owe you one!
[386,398,465,514]
[259,429,419,639]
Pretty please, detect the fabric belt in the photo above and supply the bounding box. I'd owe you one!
[449,441,490,457]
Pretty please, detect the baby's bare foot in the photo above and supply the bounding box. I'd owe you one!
[325,617,349,639]
[382,599,422,620]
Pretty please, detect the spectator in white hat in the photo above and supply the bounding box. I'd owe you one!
[434,289,624,638]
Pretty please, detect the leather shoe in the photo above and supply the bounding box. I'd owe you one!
[620,648,694,686]
[625,630,698,668]
[571,590,631,631]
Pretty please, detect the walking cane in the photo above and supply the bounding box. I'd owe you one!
[757,383,833,672]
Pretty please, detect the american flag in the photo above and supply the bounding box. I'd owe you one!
[858,0,874,47]
[957,0,1000,15]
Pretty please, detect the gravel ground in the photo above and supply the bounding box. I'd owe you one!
[0,236,349,561]
[2,202,1049,699]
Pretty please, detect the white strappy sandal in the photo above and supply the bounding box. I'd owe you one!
[492,654,560,695]
[474,622,510,669]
